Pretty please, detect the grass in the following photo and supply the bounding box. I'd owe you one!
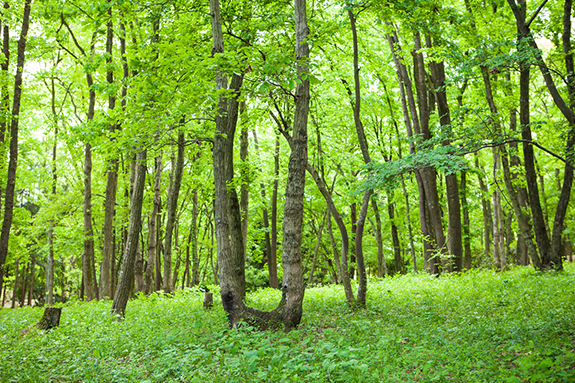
[1,264,574,382]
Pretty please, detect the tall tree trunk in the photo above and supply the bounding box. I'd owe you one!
[0,0,31,296]
[252,128,274,287]
[191,189,200,286]
[240,103,249,260]
[307,209,327,284]
[428,42,463,272]
[280,0,310,328]
[370,199,387,277]
[46,75,58,305]
[27,255,34,306]
[347,7,370,305]
[460,171,472,269]
[144,155,162,294]
[111,150,147,316]
[270,133,280,288]
[11,258,18,308]
[163,132,185,293]
[101,3,119,299]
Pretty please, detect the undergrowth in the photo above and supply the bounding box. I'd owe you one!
[1,264,574,382]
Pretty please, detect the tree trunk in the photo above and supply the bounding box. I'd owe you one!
[307,209,327,285]
[100,5,119,299]
[267,133,279,288]
[0,0,31,296]
[163,131,185,293]
[111,150,147,317]
[252,128,275,287]
[370,199,387,277]
[240,103,249,260]
[191,189,200,286]
[460,171,472,269]
[11,258,18,308]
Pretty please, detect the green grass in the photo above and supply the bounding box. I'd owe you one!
[1,264,574,382]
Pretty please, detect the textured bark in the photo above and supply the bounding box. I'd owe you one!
[413,33,444,274]
[508,0,572,269]
[111,150,147,317]
[36,307,61,330]
[144,156,161,293]
[0,0,31,296]
[279,0,309,329]
[163,132,185,293]
[428,46,463,272]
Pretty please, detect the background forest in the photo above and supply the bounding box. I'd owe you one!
[0,0,572,317]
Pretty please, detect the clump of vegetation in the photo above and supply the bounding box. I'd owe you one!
[1,265,574,382]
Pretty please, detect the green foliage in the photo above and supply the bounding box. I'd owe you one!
[2,265,575,382]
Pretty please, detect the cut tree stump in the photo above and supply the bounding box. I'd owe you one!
[36,307,61,330]
[203,292,213,309]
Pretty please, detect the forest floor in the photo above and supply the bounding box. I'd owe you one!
[1,264,574,382]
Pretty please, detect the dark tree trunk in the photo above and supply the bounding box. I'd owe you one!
[101,3,119,300]
[111,150,147,317]
[0,0,31,296]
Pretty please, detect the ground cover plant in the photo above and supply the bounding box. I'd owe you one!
[1,264,574,383]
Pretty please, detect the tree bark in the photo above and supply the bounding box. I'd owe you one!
[0,0,31,296]
[111,150,147,317]
[101,2,119,300]
[240,103,249,260]
[163,132,185,293]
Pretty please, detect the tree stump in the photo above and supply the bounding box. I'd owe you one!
[36,307,61,330]
[203,292,213,309]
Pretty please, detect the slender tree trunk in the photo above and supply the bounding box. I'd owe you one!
[0,0,31,296]
[460,171,472,269]
[101,3,119,300]
[111,150,147,317]
[163,132,185,293]
[370,199,387,277]
[28,255,34,306]
[11,258,18,308]
[307,209,327,284]
[387,195,403,274]
[270,133,280,288]
[252,129,274,286]
[144,155,161,294]
[191,189,200,286]
[46,76,58,305]
[240,103,249,260]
